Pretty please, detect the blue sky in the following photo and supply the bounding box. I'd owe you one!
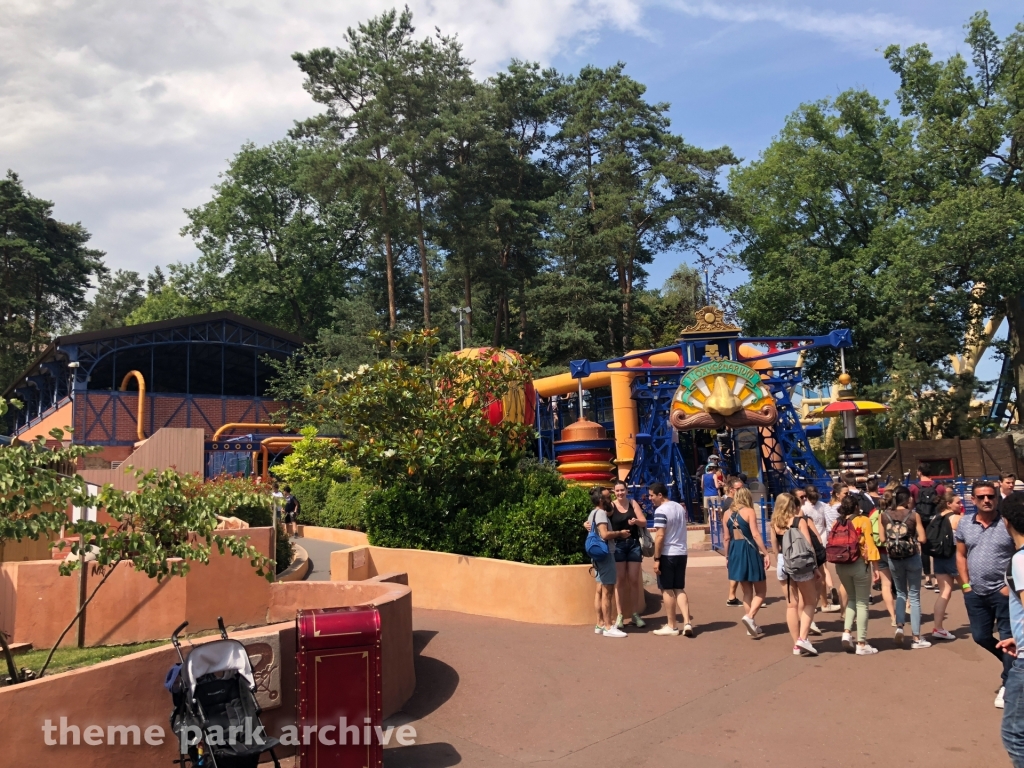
[2,1,1020,383]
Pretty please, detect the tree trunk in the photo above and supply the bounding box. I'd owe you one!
[1007,294,1024,421]
[518,279,527,341]
[492,288,505,348]
[379,187,397,332]
[463,265,472,341]
[414,189,430,329]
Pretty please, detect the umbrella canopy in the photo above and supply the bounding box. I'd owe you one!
[808,399,889,418]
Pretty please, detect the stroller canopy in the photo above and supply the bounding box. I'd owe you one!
[184,639,256,695]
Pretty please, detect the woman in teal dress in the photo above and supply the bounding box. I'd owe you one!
[723,488,771,638]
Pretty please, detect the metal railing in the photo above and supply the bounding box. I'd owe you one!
[708,497,773,553]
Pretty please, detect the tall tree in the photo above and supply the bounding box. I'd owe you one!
[80,269,144,331]
[547,64,735,354]
[0,171,104,390]
[727,90,978,437]
[884,12,1024,419]
[177,140,365,336]
[293,7,472,332]
[431,61,558,348]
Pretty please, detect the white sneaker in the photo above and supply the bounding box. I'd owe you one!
[841,632,854,652]
[682,623,695,637]
[911,638,932,650]
[932,629,955,641]
[796,638,818,656]
[741,615,757,637]
[856,644,879,656]
[823,603,842,612]
[894,626,905,647]
[602,627,627,638]
[653,626,680,636]
[792,644,802,656]
[809,622,823,636]
[594,624,604,634]
[997,686,1006,709]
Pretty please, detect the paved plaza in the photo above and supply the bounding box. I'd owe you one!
[379,554,1008,768]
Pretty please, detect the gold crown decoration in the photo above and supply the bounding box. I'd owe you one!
[678,306,741,338]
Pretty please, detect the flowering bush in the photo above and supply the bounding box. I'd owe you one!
[287,330,534,490]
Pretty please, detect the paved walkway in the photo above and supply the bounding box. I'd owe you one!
[382,562,1010,768]
[293,535,348,581]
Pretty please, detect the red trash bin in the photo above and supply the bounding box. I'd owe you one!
[296,605,383,767]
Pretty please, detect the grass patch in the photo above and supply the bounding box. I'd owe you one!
[3,640,168,684]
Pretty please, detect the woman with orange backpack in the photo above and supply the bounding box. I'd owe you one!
[827,494,881,655]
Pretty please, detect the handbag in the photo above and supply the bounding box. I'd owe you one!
[585,511,610,561]
[639,525,655,558]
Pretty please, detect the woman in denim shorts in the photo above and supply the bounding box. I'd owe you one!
[609,481,647,630]
[930,492,963,641]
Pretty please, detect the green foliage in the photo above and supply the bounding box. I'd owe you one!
[2,641,167,685]
[0,172,105,391]
[0,416,96,547]
[276,525,294,574]
[80,270,145,331]
[292,476,375,531]
[362,460,587,564]
[285,330,535,490]
[201,475,274,527]
[730,13,1024,437]
[270,427,354,485]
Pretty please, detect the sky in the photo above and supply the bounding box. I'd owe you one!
[1,1,1021,382]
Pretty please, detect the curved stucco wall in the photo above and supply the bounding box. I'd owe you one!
[302,526,598,625]
[0,579,415,767]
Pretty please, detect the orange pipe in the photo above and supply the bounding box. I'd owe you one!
[119,370,146,442]
[213,422,286,441]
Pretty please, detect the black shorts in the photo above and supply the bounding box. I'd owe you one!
[657,554,688,591]
[284,510,297,523]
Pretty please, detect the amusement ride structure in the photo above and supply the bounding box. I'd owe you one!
[534,307,853,512]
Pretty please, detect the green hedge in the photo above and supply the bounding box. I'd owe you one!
[292,477,374,531]
[363,461,589,565]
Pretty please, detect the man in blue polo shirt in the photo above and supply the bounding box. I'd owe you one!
[956,480,1016,708]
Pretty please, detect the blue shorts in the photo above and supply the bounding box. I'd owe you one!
[932,555,958,575]
[592,555,617,585]
[614,537,642,563]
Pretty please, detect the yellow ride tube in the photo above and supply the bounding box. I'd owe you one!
[119,370,147,442]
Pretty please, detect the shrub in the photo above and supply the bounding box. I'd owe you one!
[291,479,331,526]
[323,478,374,530]
[363,461,589,564]
[292,477,374,531]
[275,524,294,574]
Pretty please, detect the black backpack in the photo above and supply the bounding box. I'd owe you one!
[915,485,939,524]
[926,513,955,559]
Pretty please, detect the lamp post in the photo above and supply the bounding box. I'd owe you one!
[450,306,471,350]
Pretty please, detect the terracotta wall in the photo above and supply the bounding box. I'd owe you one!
[0,579,415,768]
[0,535,57,563]
[296,525,369,547]
[14,400,74,442]
[320,534,597,625]
[0,528,271,649]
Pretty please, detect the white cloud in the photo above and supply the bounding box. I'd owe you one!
[0,0,643,276]
[665,1,953,54]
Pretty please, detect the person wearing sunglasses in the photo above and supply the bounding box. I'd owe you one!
[956,480,1017,708]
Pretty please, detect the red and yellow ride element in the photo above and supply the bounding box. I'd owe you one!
[553,418,615,487]
[454,347,537,427]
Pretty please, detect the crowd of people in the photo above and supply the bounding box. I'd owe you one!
[584,467,1024,766]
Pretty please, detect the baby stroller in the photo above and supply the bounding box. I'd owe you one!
[167,618,281,768]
